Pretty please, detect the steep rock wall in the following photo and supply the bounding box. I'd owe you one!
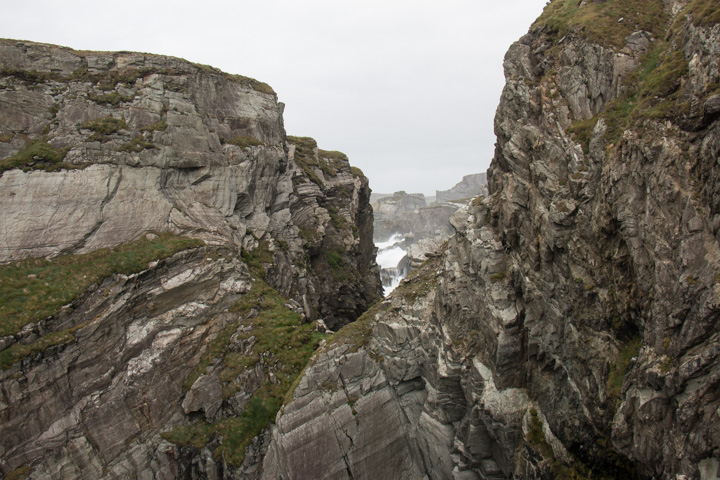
[269,1,720,478]
[0,40,381,479]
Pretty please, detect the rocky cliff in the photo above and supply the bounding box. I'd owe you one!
[372,191,457,242]
[0,40,381,478]
[268,1,720,479]
[436,173,488,203]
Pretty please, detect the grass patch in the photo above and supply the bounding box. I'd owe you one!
[0,324,85,370]
[0,138,72,175]
[0,69,60,84]
[140,120,168,132]
[228,74,275,96]
[118,137,155,153]
[240,238,274,279]
[566,40,689,149]
[350,166,364,177]
[490,271,508,283]
[160,422,215,449]
[87,91,134,106]
[606,336,642,400]
[323,299,389,353]
[4,466,31,480]
[684,0,720,27]
[80,116,128,142]
[395,254,443,303]
[536,0,669,50]
[224,135,264,149]
[298,226,318,245]
[325,249,346,272]
[318,149,347,163]
[0,233,204,341]
[288,136,325,185]
[318,149,349,175]
[527,408,556,462]
[172,277,326,465]
[328,210,348,231]
[566,117,599,154]
[68,67,154,91]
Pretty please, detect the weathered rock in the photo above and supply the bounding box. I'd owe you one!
[435,173,487,203]
[0,40,380,479]
[271,3,720,479]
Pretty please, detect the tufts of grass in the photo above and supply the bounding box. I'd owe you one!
[566,117,599,154]
[68,67,154,91]
[318,149,348,174]
[228,74,276,96]
[527,408,556,461]
[395,254,443,303]
[490,270,508,283]
[80,116,128,142]
[0,138,72,175]
[322,299,389,353]
[0,324,85,370]
[118,137,155,153]
[140,120,168,133]
[350,166,364,177]
[240,238,274,279]
[325,249,345,271]
[0,69,60,83]
[566,40,689,149]
[87,91,134,106]
[536,0,669,50]
[328,210,348,232]
[288,136,317,159]
[0,234,204,341]
[606,336,642,400]
[224,135,264,149]
[288,136,325,185]
[684,0,720,27]
[173,276,326,465]
[160,422,215,449]
[4,465,31,480]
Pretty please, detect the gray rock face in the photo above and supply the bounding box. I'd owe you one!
[270,5,720,479]
[0,40,380,479]
[1,246,252,478]
[0,39,380,327]
[435,173,487,203]
[372,191,460,242]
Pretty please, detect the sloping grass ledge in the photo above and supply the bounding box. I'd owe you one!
[0,233,204,368]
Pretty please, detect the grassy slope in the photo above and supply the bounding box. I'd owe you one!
[0,234,204,368]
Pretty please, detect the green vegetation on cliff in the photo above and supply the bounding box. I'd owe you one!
[0,138,74,175]
[167,240,327,466]
[537,0,668,50]
[80,116,128,142]
[224,134,264,149]
[167,278,326,466]
[568,37,690,151]
[0,234,204,369]
[289,135,352,184]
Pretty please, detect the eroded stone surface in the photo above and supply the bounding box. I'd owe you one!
[270,7,720,480]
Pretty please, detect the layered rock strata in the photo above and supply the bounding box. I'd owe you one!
[435,172,488,203]
[269,1,720,478]
[0,40,380,479]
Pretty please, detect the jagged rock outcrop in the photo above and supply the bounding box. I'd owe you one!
[372,191,457,242]
[435,173,488,203]
[0,38,380,327]
[269,1,720,479]
[0,40,380,479]
[373,180,486,294]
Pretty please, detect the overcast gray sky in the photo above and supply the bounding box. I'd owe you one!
[1,0,546,195]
